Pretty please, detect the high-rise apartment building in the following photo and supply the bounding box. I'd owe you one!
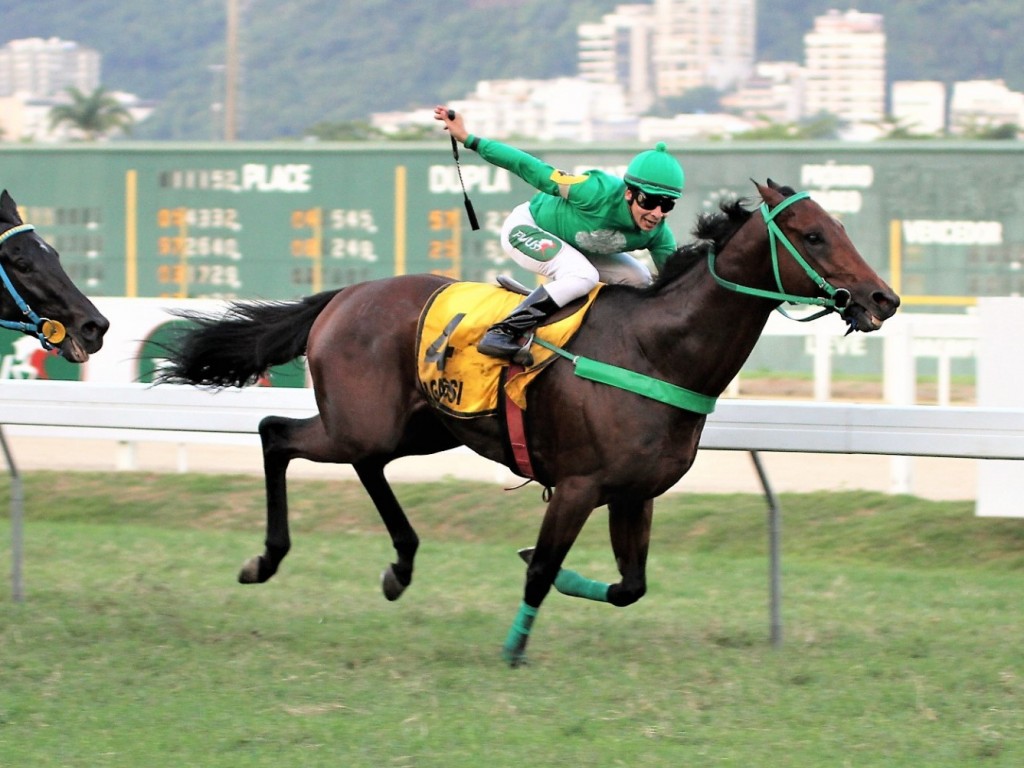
[803,10,885,125]
[0,37,100,99]
[578,4,657,113]
[652,0,756,97]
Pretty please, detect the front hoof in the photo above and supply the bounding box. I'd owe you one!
[502,645,529,668]
[381,564,409,601]
[238,555,273,584]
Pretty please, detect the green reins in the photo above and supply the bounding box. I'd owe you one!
[532,336,718,414]
[532,191,847,415]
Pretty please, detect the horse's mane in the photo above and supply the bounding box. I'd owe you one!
[642,196,755,294]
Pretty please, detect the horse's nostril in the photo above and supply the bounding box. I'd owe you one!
[873,290,900,316]
[83,317,110,341]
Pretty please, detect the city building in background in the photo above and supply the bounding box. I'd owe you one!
[803,9,886,127]
[442,78,636,143]
[949,79,1024,135]
[652,0,756,96]
[577,4,657,114]
[891,80,946,136]
[0,37,99,98]
[5,7,1024,145]
[0,95,73,140]
[720,61,805,124]
[0,37,151,141]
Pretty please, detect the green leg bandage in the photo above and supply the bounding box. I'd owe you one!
[502,601,538,666]
[554,568,610,602]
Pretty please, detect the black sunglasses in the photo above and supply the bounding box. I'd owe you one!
[632,189,676,213]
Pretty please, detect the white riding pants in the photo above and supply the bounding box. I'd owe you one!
[499,202,652,307]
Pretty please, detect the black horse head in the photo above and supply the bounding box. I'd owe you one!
[0,190,109,361]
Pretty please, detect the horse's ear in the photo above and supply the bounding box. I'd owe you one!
[753,179,784,207]
[0,190,21,224]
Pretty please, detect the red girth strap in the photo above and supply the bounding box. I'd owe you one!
[503,363,535,478]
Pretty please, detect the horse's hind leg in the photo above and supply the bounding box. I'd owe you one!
[354,459,419,601]
[238,413,322,584]
[238,413,421,596]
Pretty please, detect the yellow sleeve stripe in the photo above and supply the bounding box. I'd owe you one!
[550,169,590,185]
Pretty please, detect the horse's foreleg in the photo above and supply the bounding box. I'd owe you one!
[605,496,653,607]
[353,460,419,601]
[517,547,610,602]
[238,414,317,584]
[504,481,599,666]
[516,495,652,607]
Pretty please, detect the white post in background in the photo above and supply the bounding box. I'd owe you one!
[115,441,137,471]
[976,298,1024,517]
[883,315,915,494]
[812,324,832,401]
[936,344,952,406]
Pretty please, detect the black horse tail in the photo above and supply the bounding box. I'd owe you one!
[156,289,342,388]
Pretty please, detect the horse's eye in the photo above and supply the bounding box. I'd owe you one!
[804,231,824,246]
[13,259,32,274]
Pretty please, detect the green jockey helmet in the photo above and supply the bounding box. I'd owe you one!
[623,142,685,197]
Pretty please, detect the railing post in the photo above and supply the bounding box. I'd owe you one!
[750,451,783,648]
[883,317,915,494]
[937,344,952,406]
[812,325,832,401]
[1,426,24,603]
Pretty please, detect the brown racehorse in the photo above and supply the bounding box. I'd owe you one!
[0,190,108,362]
[157,181,899,665]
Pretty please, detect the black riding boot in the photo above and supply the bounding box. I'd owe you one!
[477,286,560,362]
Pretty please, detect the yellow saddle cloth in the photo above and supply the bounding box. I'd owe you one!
[416,282,602,417]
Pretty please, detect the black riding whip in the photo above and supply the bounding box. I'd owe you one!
[446,109,480,230]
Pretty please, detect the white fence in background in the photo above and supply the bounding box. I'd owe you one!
[0,298,1000,497]
[0,297,1018,509]
[731,309,978,406]
[6,297,978,405]
[3,379,1023,633]
[0,380,1019,455]
[4,299,1017,646]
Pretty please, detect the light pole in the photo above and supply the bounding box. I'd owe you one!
[209,64,224,140]
[225,0,238,140]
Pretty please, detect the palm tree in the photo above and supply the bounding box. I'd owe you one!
[49,86,134,141]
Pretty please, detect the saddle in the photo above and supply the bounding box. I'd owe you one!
[416,281,602,418]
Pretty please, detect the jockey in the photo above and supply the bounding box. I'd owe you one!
[434,105,685,361]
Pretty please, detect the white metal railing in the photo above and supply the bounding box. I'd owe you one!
[4,380,1021,638]
[728,310,978,405]
[0,379,1019,462]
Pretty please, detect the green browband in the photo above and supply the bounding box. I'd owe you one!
[532,338,717,415]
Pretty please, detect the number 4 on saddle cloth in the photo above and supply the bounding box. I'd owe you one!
[416,282,602,419]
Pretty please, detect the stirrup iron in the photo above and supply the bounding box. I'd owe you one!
[511,332,535,366]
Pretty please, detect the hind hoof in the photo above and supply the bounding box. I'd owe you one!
[238,555,273,584]
[381,565,408,601]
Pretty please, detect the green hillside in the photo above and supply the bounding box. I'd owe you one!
[2,0,1022,140]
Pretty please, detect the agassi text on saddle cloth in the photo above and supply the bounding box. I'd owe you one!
[416,282,602,417]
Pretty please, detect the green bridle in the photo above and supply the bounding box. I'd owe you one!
[706,191,851,320]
